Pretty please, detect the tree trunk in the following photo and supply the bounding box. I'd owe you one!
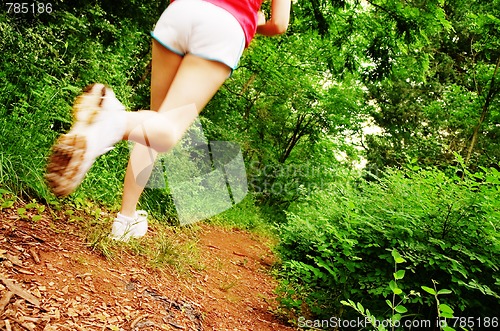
[465,56,500,165]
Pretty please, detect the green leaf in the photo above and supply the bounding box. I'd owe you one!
[389,280,397,291]
[31,215,42,222]
[442,326,456,331]
[394,270,405,280]
[421,286,436,295]
[315,256,337,278]
[487,14,499,21]
[25,202,37,209]
[437,289,452,295]
[389,280,402,294]
[385,299,394,309]
[391,249,406,264]
[356,302,365,314]
[439,303,454,315]
[441,312,454,319]
[1,200,15,208]
[394,305,408,313]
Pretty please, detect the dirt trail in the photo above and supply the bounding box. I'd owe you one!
[0,202,295,331]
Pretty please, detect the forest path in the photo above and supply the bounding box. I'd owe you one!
[0,201,295,331]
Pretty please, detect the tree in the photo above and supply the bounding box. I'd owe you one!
[362,0,500,171]
[203,27,370,207]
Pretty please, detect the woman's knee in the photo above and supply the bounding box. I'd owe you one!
[149,120,184,153]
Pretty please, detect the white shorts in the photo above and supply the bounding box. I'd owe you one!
[151,0,246,70]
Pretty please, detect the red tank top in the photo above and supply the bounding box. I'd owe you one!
[170,0,263,47]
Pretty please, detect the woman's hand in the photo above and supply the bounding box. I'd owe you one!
[256,0,291,36]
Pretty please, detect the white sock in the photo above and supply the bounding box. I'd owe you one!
[116,213,135,224]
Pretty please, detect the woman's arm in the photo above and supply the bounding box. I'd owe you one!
[256,0,291,36]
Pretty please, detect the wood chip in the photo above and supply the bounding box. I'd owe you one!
[67,308,79,317]
[3,260,13,268]
[45,308,61,320]
[0,291,14,312]
[130,314,149,329]
[20,316,39,323]
[11,318,36,331]
[13,245,24,252]
[17,230,45,243]
[14,267,35,275]
[6,254,23,267]
[0,277,40,307]
[168,321,186,330]
[45,263,58,272]
[29,247,40,264]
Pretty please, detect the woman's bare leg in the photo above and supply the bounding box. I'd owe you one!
[120,42,231,217]
[119,40,181,217]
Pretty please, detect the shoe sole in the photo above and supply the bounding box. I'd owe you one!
[45,84,107,197]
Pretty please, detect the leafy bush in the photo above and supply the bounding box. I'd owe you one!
[0,4,152,205]
[276,165,500,321]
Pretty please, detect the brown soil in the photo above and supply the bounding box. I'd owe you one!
[0,201,295,331]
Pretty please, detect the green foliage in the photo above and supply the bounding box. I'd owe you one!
[0,188,16,210]
[0,2,152,206]
[0,1,498,325]
[209,193,269,232]
[204,31,370,209]
[363,0,500,171]
[276,165,500,320]
[341,250,458,331]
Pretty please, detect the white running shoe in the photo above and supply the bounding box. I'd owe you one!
[110,210,148,242]
[46,83,127,197]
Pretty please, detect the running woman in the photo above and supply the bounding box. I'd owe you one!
[46,0,291,241]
